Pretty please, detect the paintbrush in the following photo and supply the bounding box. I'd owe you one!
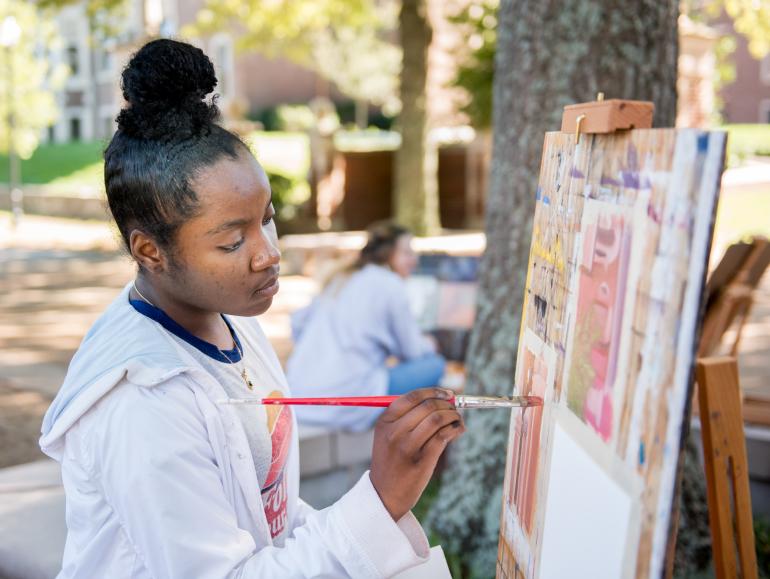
[216,394,543,409]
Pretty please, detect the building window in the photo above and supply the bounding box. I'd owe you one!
[103,116,114,138]
[760,99,770,124]
[67,45,79,76]
[70,117,81,141]
[761,55,770,86]
[210,35,233,99]
[99,49,112,72]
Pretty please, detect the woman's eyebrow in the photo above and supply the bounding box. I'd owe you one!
[206,217,252,236]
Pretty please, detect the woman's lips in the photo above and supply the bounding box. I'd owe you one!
[254,277,279,298]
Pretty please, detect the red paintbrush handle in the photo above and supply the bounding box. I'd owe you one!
[261,395,448,407]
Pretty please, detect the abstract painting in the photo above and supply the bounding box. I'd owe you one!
[497,128,726,579]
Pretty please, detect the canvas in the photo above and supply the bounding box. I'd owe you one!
[497,129,726,579]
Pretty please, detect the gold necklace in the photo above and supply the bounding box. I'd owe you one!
[132,281,254,390]
[217,337,254,391]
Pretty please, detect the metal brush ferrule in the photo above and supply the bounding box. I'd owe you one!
[454,395,542,409]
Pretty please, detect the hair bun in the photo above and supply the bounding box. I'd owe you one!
[117,39,219,140]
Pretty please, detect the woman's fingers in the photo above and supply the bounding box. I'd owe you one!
[386,397,456,434]
[420,420,466,464]
[400,409,464,456]
[370,388,465,520]
[379,387,454,423]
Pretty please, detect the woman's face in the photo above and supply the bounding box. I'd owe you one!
[155,149,281,317]
[388,234,418,278]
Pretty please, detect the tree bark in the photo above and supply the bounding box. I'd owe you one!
[394,0,439,235]
[426,1,680,576]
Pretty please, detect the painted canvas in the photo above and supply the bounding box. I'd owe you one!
[497,129,726,579]
[406,254,481,361]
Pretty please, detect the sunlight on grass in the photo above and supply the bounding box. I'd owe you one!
[0,132,311,192]
[723,124,770,167]
[0,141,105,185]
[714,185,770,245]
[48,163,104,193]
[245,131,309,179]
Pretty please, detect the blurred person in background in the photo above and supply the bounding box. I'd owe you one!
[287,222,446,431]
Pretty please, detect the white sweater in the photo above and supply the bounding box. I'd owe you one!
[287,265,434,431]
[39,284,430,578]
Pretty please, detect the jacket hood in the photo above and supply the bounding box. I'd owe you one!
[39,284,194,461]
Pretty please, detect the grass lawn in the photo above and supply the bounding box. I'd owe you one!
[0,132,310,191]
[723,124,770,164]
[244,131,310,180]
[0,141,105,188]
[714,184,770,246]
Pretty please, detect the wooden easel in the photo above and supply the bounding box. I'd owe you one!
[696,357,758,579]
[562,97,759,579]
[699,237,770,359]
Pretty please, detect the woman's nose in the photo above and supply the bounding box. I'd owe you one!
[251,241,281,272]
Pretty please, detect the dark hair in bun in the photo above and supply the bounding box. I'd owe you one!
[105,38,245,256]
[117,39,218,140]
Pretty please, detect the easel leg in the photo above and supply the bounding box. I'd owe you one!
[696,357,758,579]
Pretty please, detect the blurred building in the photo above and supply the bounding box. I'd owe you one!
[44,0,473,144]
[677,15,718,128]
[715,14,770,123]
[45,0,336,143]
[47,3,124,143]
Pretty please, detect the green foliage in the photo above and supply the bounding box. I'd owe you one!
[687,0,770,58]
[756,516,770,579]
[313,18,401,111]
[719,0,770,59]
[0,1,68,159]
[275,105,317,133]
[449,0,498,128]
[244,131,310,180]
[0,141,104,185]
[266,170,309,223]
[725,124,770,160]
[184,1,376,62]
[711,35,737,124]
[39,0,130,40]
[183,0,399,109]
[333,129,400,152]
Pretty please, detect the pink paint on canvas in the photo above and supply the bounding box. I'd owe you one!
[566,204,633,441]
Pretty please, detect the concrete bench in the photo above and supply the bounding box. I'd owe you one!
[298,425,374,508]
[0,459,65,579]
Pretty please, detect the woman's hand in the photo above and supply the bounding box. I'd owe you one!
[369,388,465,520]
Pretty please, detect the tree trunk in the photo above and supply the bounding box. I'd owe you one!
[426,0,681,576]
[394,0,439,235]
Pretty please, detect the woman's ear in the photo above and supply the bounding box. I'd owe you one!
[129,229,166,273]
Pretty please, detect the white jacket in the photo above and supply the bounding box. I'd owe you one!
[39,284,430,578]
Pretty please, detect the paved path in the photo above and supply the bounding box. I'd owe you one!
[0,215,319,467]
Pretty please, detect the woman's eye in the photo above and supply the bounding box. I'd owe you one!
[220,239,244,252]
[262,214,274,226]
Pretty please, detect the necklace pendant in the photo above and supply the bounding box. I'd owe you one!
[241,369,254,390]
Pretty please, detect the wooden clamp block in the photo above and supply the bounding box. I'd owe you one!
[561,98,654,136]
